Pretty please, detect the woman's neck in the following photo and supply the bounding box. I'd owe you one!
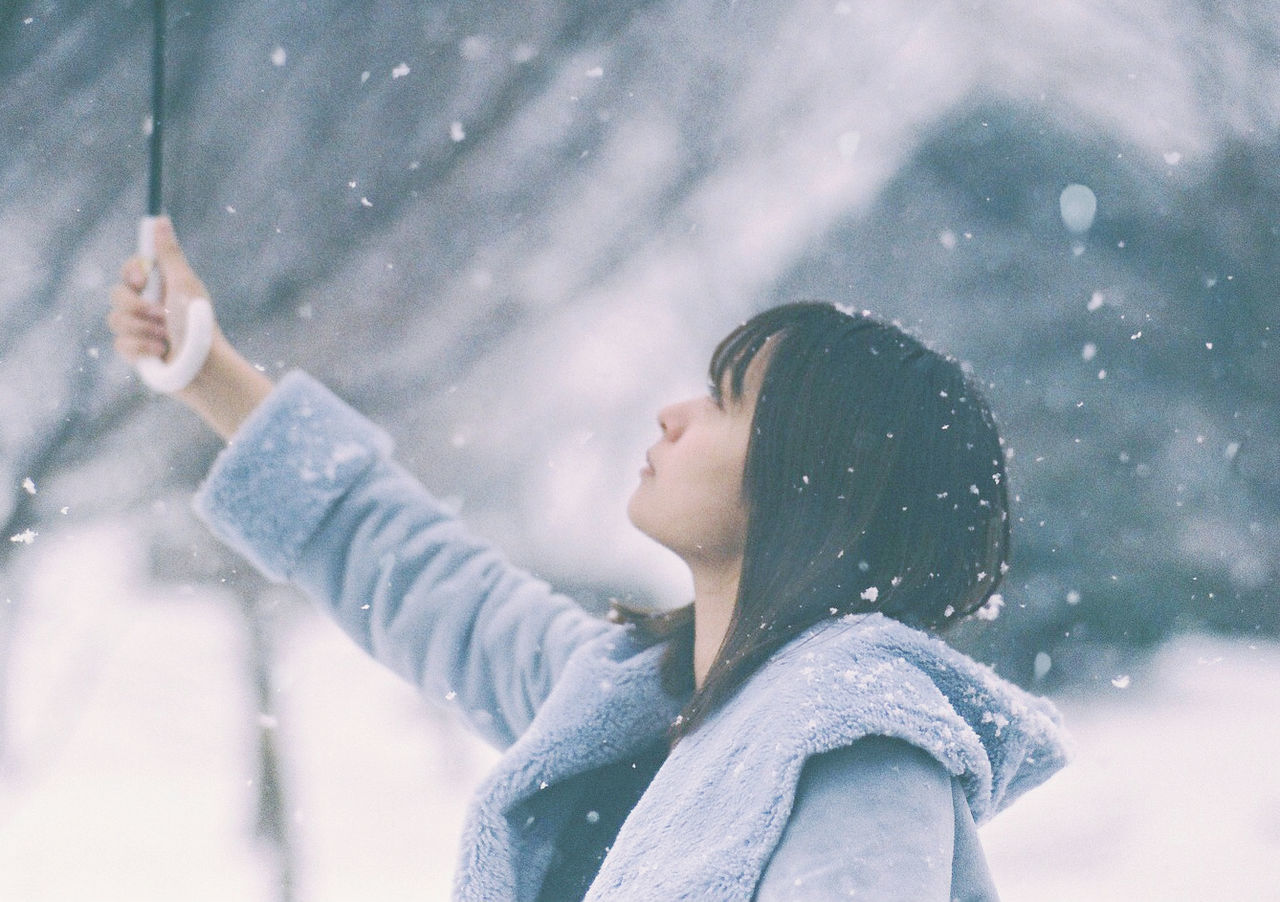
[689,559,741,690]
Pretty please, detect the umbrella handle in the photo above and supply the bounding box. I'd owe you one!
[134,215,214,393]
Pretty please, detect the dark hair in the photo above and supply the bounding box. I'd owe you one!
[618,302,1011,741]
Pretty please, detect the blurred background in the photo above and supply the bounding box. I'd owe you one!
[1,0,1277,899]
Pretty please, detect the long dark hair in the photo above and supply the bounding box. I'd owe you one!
[617,302,1011,740]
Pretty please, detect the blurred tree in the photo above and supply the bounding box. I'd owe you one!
[1,0,1276,747]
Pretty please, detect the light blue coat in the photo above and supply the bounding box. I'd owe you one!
[194,372,1071,901]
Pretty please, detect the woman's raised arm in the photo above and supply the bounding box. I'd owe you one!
[107,220,613,748]
[107,215,272,440]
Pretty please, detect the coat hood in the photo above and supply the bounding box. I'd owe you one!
[589,611,1069,899]
[457,611,1070,900]
[727,611,1072,823]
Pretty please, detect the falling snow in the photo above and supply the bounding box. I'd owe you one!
[6,4,1279,898]
[837,130,861,159]
[1059,184,1097,233]
[974,593,1004,621]
[1033,652,1052,680]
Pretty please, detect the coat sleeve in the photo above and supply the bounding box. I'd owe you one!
[754,736,992,901]
[193,371,613,749]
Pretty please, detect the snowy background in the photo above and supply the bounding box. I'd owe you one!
[1,0,1277,899]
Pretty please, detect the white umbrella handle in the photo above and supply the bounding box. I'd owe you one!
[134,215,214,393]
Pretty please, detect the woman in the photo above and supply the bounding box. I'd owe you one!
[109,218,1069,901]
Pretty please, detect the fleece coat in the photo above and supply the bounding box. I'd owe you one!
[194,372,1071,901]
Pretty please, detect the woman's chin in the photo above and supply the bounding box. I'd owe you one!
[625,493,648,535]
[626,493,668,548]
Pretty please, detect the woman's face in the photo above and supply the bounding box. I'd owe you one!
[627,348,768,567]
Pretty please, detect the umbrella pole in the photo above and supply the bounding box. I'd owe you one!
[138,0,164,299]
[147,0,165,219]
[134,0,215,394]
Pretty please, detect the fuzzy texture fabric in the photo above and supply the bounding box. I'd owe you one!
[194,371,1071,901]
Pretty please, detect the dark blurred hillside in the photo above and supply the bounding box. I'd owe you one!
[2,0,1276,687]
[775,103,1279,680]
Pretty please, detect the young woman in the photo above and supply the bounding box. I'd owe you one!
[109,218,1069,901]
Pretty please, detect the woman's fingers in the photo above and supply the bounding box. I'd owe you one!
[107,284,171,361]
[119,256,149,291]
[106,306,168,342]
[109,218,222,372]
[113,333,169,362]
[108,286,167,330]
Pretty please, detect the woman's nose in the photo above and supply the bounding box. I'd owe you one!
[657,402,688,440]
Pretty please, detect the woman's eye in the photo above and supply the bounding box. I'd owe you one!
[706,381,724,408]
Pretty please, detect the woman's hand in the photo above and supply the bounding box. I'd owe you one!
[109,216,217,365]
[107,216,274,440]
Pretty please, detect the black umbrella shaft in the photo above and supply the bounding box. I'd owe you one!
[147,0,165,216]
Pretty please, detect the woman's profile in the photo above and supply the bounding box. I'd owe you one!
[108,217,1069,901]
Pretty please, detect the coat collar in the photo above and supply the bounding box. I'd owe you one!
[453,613,1070,901]
[487,627,684,812]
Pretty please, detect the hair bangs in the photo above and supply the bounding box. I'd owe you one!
[708,312,790,404]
